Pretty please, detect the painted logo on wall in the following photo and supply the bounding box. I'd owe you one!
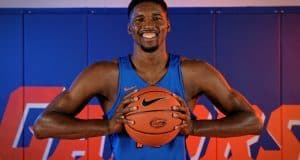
[0,87,299,160]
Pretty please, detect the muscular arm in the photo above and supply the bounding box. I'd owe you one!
[182,60,263,137]
[33,62,118,139]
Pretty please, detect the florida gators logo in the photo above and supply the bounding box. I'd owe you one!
[0,86,299,160]
[150,119,167,128]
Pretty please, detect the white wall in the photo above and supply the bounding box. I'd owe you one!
[0,0,300,8]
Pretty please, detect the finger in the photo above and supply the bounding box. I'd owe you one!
[119,115,125,119]
[123,89,139,99]
[115,101,131,113]
[116,118,135,125]
[172,112,190,121]
[172,105,190,117]
[121,106,138,114]
[174,123,189,130]
[171,93,186,106]
[171,93,189,110]
[118,90,139,108]
[114,105,137,120]
[116,94,139,112]
[171,105,187,113]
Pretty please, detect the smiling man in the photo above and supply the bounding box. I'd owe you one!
[128,0,170,53]
[33,0,263,159]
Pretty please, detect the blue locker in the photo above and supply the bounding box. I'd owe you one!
[0,14,23,122]
[216,13,280,158]
[24,13,87,88]
[282,14,300,104]
[168,11,214,63]
[216,14,279,113]
[88,9,132,63]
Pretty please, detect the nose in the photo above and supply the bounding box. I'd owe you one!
[142,18,156,29]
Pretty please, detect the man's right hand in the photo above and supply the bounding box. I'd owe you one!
[108,90,139,134]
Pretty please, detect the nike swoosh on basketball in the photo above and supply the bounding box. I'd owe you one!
[124,86,136,92]
[142,97,165,107]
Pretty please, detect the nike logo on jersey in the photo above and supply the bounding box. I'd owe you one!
[123,86,136,92]
[142,97,165,107]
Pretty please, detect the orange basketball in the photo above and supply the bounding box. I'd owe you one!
[124,86,182,147]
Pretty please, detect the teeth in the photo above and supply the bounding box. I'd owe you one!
[142,33,156,39]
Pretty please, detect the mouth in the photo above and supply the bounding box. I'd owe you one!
[139,30,159,39]
[142,32,156,39]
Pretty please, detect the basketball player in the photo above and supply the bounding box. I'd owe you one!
[33,0,263,159]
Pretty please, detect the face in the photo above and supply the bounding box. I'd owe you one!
[128,2,170,53]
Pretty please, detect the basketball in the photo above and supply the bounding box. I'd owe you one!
[124,86,182,147]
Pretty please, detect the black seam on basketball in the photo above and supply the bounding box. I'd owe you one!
[126,110,180,117]
[126,124,178,135]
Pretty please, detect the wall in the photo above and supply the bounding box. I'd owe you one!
[0,7,299,160]
[1,0,300,7]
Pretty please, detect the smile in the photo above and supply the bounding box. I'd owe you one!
[142,32,157,39]
[139,29,159,39]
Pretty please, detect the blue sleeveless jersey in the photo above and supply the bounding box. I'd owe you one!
[104,54,190,160]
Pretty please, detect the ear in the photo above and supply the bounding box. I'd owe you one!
[128,24,133,34]
[167,21,171,32]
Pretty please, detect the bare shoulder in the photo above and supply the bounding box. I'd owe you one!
[180,57,227,100]
[180,58,218,78]
[69,60,119,99]
[85,60,118,77]
[75,60,118,83]
[42,60,119,115]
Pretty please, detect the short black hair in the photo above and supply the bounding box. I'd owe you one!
[128,0,168,18]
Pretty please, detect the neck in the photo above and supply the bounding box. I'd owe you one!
[133,45,167,64]
[133,41,168,59]
[130,45,169,85]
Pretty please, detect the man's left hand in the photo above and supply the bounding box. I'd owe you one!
[171,93,193,135]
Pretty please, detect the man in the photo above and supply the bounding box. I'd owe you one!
[33,0,263,159]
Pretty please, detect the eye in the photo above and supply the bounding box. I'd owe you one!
[153,16,162,21]
[134,17,144,24]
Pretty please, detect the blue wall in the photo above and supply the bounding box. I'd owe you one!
[0,7,299,160]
